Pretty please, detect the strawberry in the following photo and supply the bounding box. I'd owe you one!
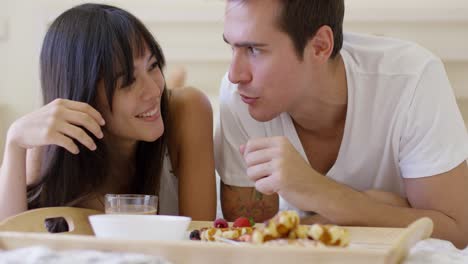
[233,217,252,228]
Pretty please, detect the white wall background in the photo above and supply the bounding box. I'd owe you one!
[0,0,468,161]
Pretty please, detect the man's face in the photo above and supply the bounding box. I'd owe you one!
[224,0,311,122]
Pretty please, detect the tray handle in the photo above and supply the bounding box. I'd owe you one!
[386,217,433,264]
[0,207,102,235]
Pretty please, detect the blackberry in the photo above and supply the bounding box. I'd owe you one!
[189,229,201,240]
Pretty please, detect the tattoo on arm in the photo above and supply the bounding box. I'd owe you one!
[221,182,278,222]
[254,190,263,201]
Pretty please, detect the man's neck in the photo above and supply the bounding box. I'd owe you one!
[289,54,348,137]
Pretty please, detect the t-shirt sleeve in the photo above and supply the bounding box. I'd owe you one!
[214,75,255,187]
[399,59,468,178]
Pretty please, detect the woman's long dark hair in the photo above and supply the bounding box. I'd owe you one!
[27,3,169,208]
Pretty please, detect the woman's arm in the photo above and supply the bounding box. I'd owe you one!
[0,99,105,220]
[0,134,28,220]
[169,87,217,221]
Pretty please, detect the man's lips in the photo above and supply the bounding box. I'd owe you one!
[240,94,259,105]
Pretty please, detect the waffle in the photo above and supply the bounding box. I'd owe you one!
[251,211,350,247]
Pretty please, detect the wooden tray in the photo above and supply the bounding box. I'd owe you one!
[0,217,433,264]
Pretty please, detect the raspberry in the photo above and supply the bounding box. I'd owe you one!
[233,217,252,228]
[213,218,228,228]
[189,229,201,240]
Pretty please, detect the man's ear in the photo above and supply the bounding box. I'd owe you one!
[304,25,334,63]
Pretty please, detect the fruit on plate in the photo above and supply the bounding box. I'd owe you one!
[213,218,229,228]
[190,216,255,241]
[200,226,255,241]
[233,217,254,228]
[189,229,201,240]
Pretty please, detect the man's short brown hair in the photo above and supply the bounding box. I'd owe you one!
[277,0,344,59]
[228,0,345,59]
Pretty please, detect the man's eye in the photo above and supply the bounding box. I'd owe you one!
[248,47,260,56]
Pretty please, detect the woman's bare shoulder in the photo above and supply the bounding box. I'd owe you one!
[167,87,213,163]
[169,87,213,116]
[168,87,213,134]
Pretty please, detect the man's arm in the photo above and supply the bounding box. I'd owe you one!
[241,136,468,249]
[301,189,410,225]
[303,162,468,249]
[221,182,278,222]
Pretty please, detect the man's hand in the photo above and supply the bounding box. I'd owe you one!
[241,136,324,210]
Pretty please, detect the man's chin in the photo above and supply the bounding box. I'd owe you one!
[249,108,277,122]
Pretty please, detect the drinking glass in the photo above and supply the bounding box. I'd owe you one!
[105,194,158,215]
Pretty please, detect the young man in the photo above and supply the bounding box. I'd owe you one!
[215,0,468,248]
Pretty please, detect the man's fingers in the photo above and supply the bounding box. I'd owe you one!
[244,148,274,167]
[255,176,277,195]
[243,136,289,156]
[239,144,245,155]
[243,137,275,156]
[247,162,271,182]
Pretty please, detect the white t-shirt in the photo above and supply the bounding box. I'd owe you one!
[215,32,468,214]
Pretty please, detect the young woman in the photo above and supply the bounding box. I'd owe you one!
[0,3,216,221]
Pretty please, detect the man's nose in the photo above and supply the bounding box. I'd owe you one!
[228,51,252,84]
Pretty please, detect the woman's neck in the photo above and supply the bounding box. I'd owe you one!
[100,132,139,193]
[102,132,138,164]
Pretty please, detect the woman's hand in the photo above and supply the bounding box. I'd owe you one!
[7,99,105,154]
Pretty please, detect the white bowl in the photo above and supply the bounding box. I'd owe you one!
[89,214,191,241]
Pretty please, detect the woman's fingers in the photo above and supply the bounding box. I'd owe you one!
[49,100,103,152]
[59,123,97,151]
[51,132,80,154]
[56,99,105,126]
[63,109,104,139]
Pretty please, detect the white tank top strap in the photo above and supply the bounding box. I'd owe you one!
[158,150,179,215]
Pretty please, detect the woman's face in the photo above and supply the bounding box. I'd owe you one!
[96,48,165,144]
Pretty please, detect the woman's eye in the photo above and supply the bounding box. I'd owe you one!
[149,61,159,71]
[120,77,136,89]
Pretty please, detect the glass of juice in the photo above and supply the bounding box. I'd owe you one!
[105,194,158,215]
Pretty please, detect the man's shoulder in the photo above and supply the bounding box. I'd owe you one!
[342,32,439,76]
